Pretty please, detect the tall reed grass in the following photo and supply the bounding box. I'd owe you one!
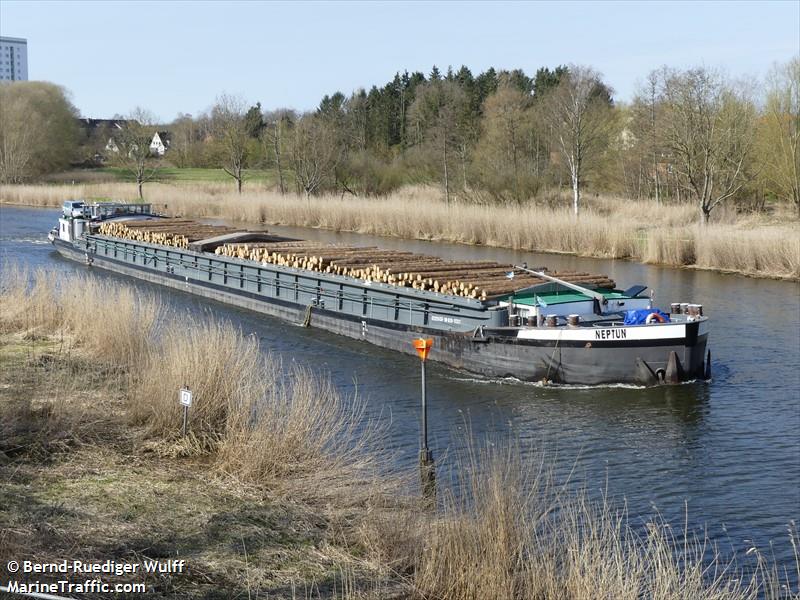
[0,266,161,367]
[2,182,798,279]
[0,265,378,482]
[362,442,799,599]
[0,268,148,454]
[2,265,797,598]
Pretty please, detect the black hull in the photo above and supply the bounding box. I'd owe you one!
[53,239,708,385]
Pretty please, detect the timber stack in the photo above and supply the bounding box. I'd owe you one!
[98,218,240,250]
[213,240,616,300]
[96,218,615,300]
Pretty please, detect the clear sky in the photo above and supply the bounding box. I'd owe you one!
[2,0,798,122]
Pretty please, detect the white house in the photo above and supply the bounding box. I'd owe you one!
[150,131,171,156]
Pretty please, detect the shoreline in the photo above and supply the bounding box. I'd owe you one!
[4,199,798,285]
[2,183,798,283]
[2,267,798,598]
[223,213,800,283]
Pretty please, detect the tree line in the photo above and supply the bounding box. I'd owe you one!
[1,59,798,223]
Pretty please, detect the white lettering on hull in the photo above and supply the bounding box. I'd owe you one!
[516,324,688,342]
[595,328,627,340]
[431,315,462,325]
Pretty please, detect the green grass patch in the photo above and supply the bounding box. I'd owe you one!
[96,167,275,184]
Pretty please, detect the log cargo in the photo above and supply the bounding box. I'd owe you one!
[211,238,616,300]
[97,219,618,300]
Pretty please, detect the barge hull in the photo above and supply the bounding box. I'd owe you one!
[53,239,707,385]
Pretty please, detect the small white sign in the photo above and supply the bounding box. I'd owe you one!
[180,388,193,407]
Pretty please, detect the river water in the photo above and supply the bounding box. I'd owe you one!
[2,205,799,573]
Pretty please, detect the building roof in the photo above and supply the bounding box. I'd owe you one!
[78,118,130,130]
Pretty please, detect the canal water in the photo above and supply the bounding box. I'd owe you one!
[2,205,799,573]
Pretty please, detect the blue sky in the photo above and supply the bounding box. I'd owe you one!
[2,0,798,122]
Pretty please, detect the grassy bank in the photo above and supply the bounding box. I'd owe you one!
[2,182,799,280]
[1,267,798,599]
[41,167,275,184]
[0,268,398,598]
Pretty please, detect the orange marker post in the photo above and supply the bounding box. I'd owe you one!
[413,338,433,361]
[413,338,436,501]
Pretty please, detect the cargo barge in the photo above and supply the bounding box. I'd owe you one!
[49,202,710,385]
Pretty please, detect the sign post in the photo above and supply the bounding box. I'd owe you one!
[179,386,193,437]
[413,338,436,502]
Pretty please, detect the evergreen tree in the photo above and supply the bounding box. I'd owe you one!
[244,102,265,139]
[533,66,568,99]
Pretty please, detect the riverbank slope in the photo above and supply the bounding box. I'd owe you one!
[1,267,797,599]
[2,183,798,281]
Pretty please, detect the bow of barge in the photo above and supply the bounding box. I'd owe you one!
[50,201,710,386]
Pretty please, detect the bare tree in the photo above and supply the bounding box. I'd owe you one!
[114,107,159,199]
[289,114,340,198]
[212,94,249,193]
[645,71,662,205]
[627,72,667,202]
[757,58,800,212]
[169,113,201,168]
[262,110,294,195]
[473,84,535,203]
[539,65,614,216]
[408,81,468,204]
[0,97,32,183]
[659,67,757,224]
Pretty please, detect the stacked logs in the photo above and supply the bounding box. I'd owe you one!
[97,221,616,300]
[214,240,616,301]
[98,219,239,249]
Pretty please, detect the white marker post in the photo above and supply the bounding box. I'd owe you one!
[180,386,193,437]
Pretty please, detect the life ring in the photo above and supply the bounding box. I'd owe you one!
[645,312,665,324]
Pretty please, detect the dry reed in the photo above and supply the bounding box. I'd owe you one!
[1,263,380,485]
[0,266,161,368]
[129,319,264,446]
[2,264,798,598]
[218,362,378,481]
[363,441,799,600]
[2,182,797,279]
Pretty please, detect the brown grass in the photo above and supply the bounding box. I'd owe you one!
[1,265,380,484]
[218,362,378,483]
[0,266,161,368]
[2,182,798,279]
[362,441,799,600]
[1,265,798,598]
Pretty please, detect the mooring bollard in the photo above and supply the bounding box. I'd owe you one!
[413,338,436,503]
[179,385,193,437]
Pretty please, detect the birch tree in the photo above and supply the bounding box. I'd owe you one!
[262,109,294,195]
[114,107,159,199]
[659,67,757,224]
[540,66,614,216]
[212,94,249,193]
